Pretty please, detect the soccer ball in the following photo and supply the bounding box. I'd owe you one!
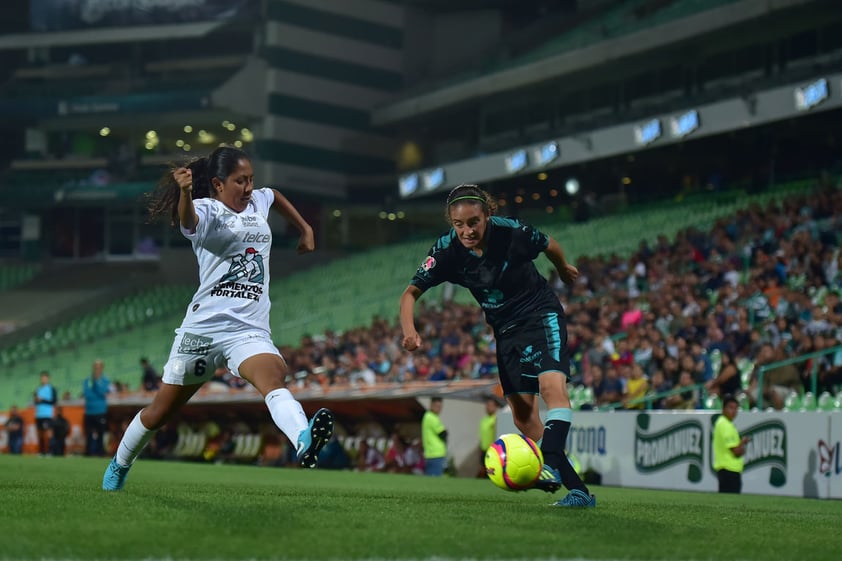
[484,433,543,491]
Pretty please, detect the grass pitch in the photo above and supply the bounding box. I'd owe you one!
[0,455,837,561]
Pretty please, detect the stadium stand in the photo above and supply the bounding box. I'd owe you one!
[0,263,40,292]
[0,177,837,413]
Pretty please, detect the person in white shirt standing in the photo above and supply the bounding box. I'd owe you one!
[103,146,334,491]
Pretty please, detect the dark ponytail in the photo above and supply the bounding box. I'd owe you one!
[146,146,251,225]
[444,184,497,222]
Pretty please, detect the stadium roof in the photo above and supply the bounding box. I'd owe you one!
[372,0,817,126]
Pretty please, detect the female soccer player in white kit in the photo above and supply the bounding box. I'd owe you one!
[103,146,333,490]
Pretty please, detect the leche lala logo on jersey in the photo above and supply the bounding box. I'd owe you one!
[634,413,704,482]
[178,332,212,355]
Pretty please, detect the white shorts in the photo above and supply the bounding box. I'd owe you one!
[161,327,282,385]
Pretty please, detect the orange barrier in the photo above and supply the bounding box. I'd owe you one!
[1,405,85,455]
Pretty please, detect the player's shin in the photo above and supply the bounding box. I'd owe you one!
[542,407,588,493]
[115,410,157,466]
[264,388,308,443]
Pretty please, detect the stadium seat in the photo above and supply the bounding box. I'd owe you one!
[704,395,721,410]
[708,349,722,377]
[817,391,835,411]
[800,392,817,412]
[737,359,754,388]
[783,392,801,411]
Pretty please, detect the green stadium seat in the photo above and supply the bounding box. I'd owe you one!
[708,349,722,377]
[800,392,817,412]
[817,391,835,412]
[737,359,754,387]
[704,395,722,410]
[783,392,801,411]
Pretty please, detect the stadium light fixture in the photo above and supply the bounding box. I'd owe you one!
[532,141,559,166]
[422,167,446,191]
[634,118,661,146]
[669,110,700,138]
[504,149,528,173]
[565,178,580,195]
[794,78,828,111]
[399,173,419,197]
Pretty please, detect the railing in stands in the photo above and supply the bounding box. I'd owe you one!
[594,382,710,411]
[756,345,842,409]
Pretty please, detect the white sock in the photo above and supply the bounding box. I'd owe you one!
[265,388,308,444]
[116,411,157,466]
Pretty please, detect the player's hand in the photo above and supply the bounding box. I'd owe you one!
[296,227,315,254]
[559,263,579,284]
[402,331,421,352]
[173,167,193,190]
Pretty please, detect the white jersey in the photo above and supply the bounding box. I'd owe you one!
[179,188,275,333]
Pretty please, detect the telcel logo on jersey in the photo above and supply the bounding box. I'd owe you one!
[741,420,787,487]
[634,413,704,482]
[242,232,270,243]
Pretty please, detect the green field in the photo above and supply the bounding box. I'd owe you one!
[1,455,838,561]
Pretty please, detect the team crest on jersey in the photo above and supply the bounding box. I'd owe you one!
[421,256,436,271]
[221,247,264,284]
[210,248,266,301]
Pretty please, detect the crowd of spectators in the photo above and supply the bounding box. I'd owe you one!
[193,184,842,411]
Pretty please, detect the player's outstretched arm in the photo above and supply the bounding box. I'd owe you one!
[544,236,578,285]
[270,189,314,254]
[399,285,423,351]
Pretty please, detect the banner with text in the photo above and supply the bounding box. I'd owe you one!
[498,410,839,498]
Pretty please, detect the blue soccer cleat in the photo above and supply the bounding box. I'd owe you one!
[102,457,132,491]
[297,408,334,468]
[554,488,597,507]
[532,464,562,493]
